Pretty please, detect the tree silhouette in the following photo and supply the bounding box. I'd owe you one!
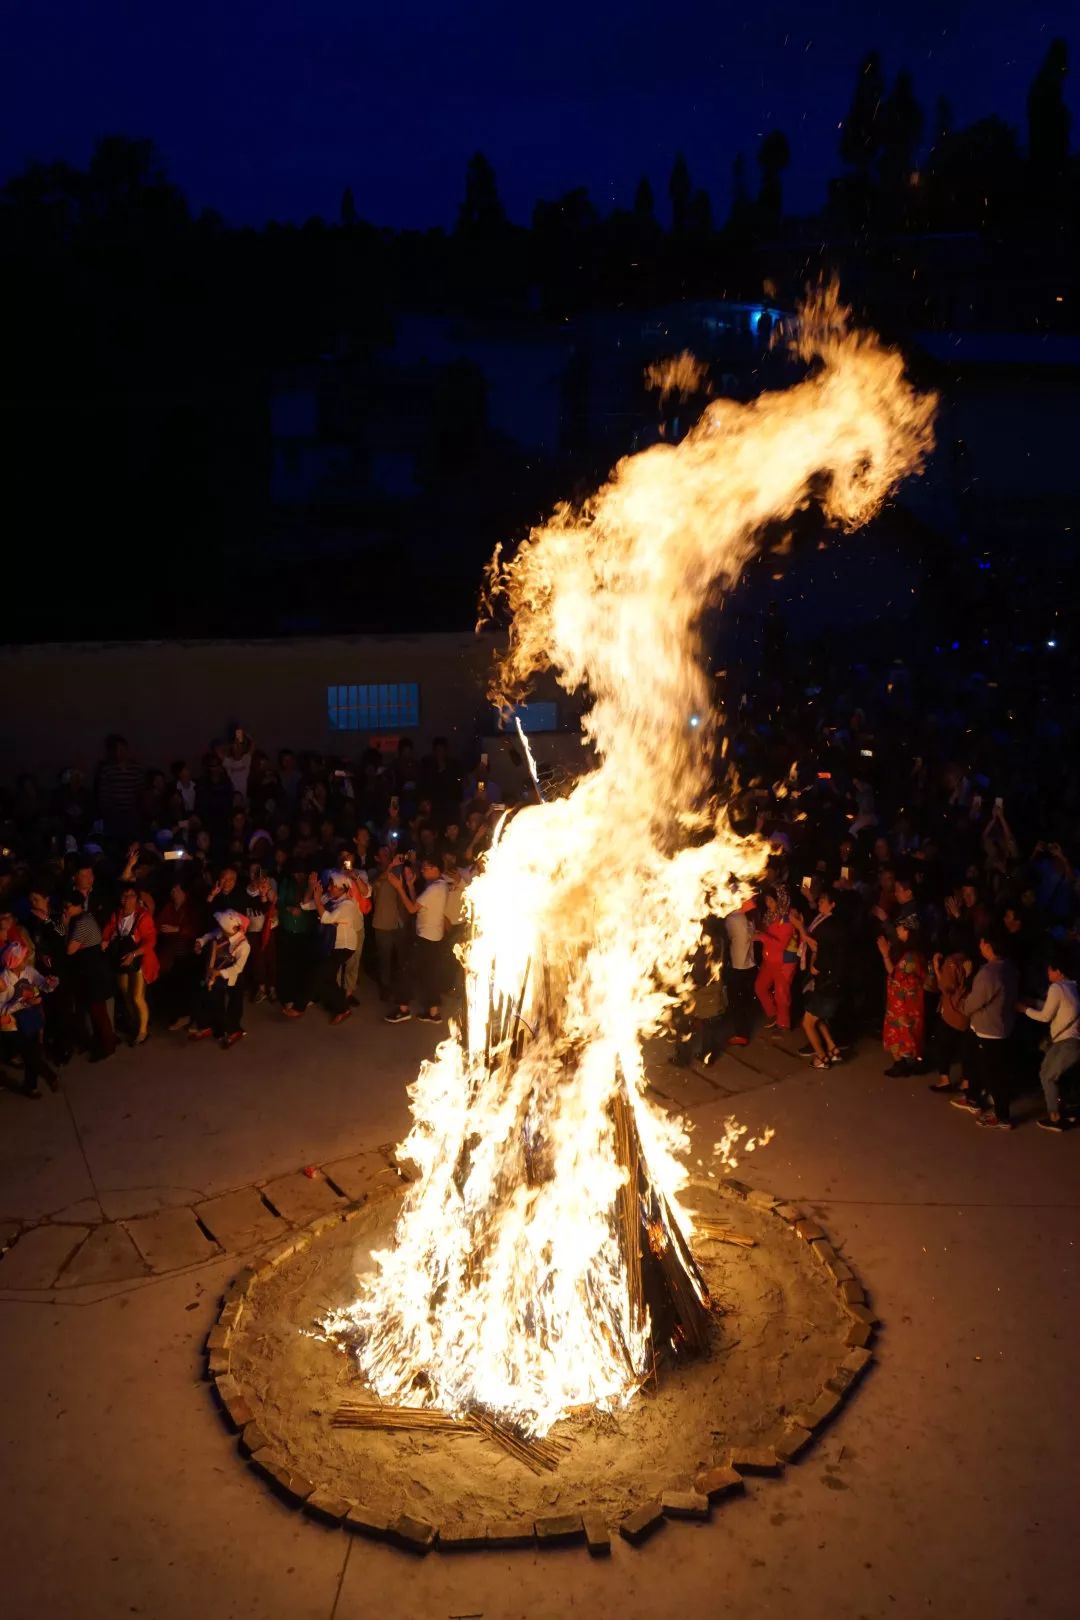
[1027,39,1070,185]
[757,130,790,227]
[457,152,506,237]
[669,152,692,232]
[340,186,357,227]
[633,175,656,226]
[840,51,886,173]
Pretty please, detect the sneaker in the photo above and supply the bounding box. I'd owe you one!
[384,1009,412,1024]
[188,1027,214,1042]
[221,1030,246,1049]
[949,1094,981,1114]
[728,1035,750,1048]
[330,1009,352,1026]
[282,1006,304,1020]
[1036,1116,1067,1133]
[976,1111,1012,1131]
[416,1012,443,1025]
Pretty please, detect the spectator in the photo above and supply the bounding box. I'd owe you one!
[339,854,372,1008]
[102,884,159,1045]
[63,895,115,1061]
[722,897,758,1047]
[877,917,926,1077]
[156,880,202,1030]
[419,737,463,825]
[754,885,801,1033]
[951,930,1018,1130]
[190,910,250,1048]
[277,862,316,1019]
[927,949,971,1094]
[385,855,448,1024]
[173,760,196,817]
[372,847,411,1013]
[95,734,144,840]
[0,940,59,1098]
[1023,948,1080,1133]
[801,888,847,1069]
[220,728,255,798]
[307,871,362,1025]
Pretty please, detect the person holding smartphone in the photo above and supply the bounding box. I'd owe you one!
[385,855,448,1024]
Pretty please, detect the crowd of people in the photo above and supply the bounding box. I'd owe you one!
[2,675,1079,1137]
[0,731,493,1097]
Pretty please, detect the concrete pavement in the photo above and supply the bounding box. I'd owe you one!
[1,992,1077,1620]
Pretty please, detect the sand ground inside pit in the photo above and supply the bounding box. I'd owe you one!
[228,1187,848,1530]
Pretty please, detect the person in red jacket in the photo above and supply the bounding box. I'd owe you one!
[753,885,804,1033]
[102,885,159,1045]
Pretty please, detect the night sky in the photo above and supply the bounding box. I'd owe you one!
[2,3,1078,228]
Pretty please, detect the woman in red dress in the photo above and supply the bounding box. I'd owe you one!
[877,918,926,1077]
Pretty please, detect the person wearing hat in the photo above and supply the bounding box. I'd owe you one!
[189,910,250,1048]
[306,870,362,1024]
[0,940,59,1098]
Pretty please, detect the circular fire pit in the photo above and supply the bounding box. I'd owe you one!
[207,1174,875,1554]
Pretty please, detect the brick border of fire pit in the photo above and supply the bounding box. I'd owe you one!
[205,1178,876,1555]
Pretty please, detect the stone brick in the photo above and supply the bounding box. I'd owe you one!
[794,1389,842,1432]
[486,1521,535,1548]
[839,1278,865,1305]
[845,1319,872,1349]
[661,1489,709,1520]
[724,1179,751,1199]
[847,1302,877,1326]
[775,1423,813,1463]
[811,1239,837,1270]
[214,1374,253,1430]
[729,1446,781,1476]
[217,1300,243,1329]
[440,1524,488,1551]
[794,1219,824,1243]
[240,1421,269,1455]
[774,1203,803,1224]
[206,1349,230,1377]
[583,1516,611,1556]
[694,1465,744,1502]
[746,1188,778,1210]
[223,1266,257,1305]
[306,1487,353,1526]
[842,1346,873,1376]
[346,1505,390,1540]
[206,1324,231,1352]
[251,1447,286,1483]
[535,1514,584,1546]
[822,1250,854,1285]
[619,1502,665,1545]
[826,1365,858,1395]
[390,1513,436,1554]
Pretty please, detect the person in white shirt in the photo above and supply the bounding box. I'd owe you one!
[386,856,448,1023]
[190,910,251,1048]
[173,760,197,817]
[220,730,254,799]
[339,855,372,1008]
[1024,949,1080,1132]
[306,871,362,1024]
[0,940,59,1097]
[722,897,758,1046]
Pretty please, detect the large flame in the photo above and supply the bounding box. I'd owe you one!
[325,288,936,1436]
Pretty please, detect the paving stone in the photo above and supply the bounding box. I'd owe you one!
[486,1521,535,1548]
[619,1502,665,1545]
[582,1515,611,1556]
[124,1207,220,1272]
[306,1488,353,1526]
[535,1513,584,1546]
[729,1446,781,1476]
[346,1505,390,1540]
[55,1222,146,1286]
[390,1513,436,1554]
[322,1151,406,1204]
[774,1203,803,1223]
[195,1187,285,1251]
[0,1223,89,1289]
[794,1219,825,1242]
[775,1423,813,1462]
[240,1421,270,1455]
[846,1302,877,1327]
[795,1389,843,1431]
[694,1465,744,1502]
[260,1172,346,1225]
[839,1278,866,1305]
[845,1319,873,1349]
[440,1523,488,1551]
[661,1489,709,1520]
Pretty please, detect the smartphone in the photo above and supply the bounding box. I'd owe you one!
[994,796,1004,813]
[817,771,831,781]
[477,780,486,795]
[971,794,983,816]
[164,849,185,862]
[841,866,851,882]
[859,747,874,759]
[343,855,353,869]
[801,876,812,892]
[388,828,400,847]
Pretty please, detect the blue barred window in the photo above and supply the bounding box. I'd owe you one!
[327,683,419,732]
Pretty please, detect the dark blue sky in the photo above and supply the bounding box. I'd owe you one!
[2,3,1077,228]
